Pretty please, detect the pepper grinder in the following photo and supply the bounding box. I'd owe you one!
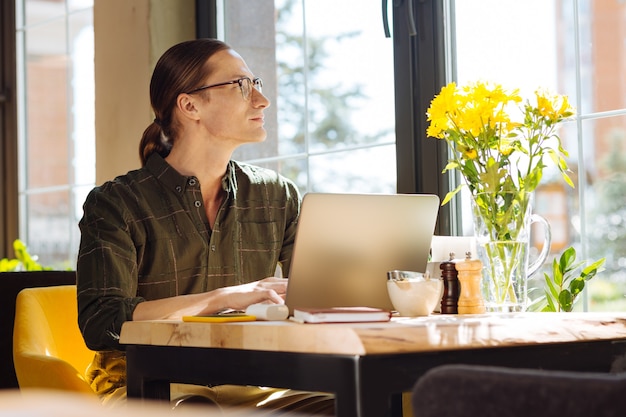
[455,252,485,314]
[440,252,459,314]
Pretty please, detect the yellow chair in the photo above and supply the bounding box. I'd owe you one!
[13,285,96,395]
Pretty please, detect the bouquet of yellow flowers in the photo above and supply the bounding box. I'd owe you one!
[427,81,574,206]
[426,81,575,311]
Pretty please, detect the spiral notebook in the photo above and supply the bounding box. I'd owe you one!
[284,192,440,314]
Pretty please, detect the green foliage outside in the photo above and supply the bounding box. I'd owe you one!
[274,0,392,190]
[0,239,50,272]
[585,135,626,308]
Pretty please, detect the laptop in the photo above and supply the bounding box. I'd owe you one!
[284,193,440,314]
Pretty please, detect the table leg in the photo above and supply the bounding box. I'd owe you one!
[126,346,170,402]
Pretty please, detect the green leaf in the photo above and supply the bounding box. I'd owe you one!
[13,239,29,263]
[443,161,459,172]
[544,289,557,312]
[441,184,464,206]
[558,290,574,312]
[552,258,564,287]
[560,171,575,188]
[581,258,606,279]
[559,246,576,272]
[0,258,20,272]
[544,271,560,299]
[569,277,585,297]
[563,260,585,277]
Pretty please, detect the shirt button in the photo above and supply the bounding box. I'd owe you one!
[175,186,182,193]
[211,245,216,252]
[188,178,197,186]
[194,200,202,208]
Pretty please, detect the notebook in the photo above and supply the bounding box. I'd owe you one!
[284,192,440,314]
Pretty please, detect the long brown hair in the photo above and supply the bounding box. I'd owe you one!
[139,38,231,166]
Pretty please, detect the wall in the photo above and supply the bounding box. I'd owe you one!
[94,0,195,184]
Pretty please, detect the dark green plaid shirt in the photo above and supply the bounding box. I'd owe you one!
[77,153,300,351]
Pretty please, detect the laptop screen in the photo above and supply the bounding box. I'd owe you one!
[284,193,440,313]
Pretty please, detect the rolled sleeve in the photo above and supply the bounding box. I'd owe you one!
[77,187,144,351]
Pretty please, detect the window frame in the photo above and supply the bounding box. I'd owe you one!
[0,0,18,258]
[390,0,453,236]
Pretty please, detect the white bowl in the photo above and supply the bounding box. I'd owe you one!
[387,271,442,316]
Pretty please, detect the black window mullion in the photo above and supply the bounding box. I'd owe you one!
[392,0,452,235]
[195,0,218,39]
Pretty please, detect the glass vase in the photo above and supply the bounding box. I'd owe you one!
[471,192,551,312]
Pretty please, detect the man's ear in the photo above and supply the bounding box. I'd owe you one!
[176,93,201,122]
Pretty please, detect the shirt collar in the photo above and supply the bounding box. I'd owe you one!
[145,153,238,196]
[223,160,238,198]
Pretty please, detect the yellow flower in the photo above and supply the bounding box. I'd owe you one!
[463,148,478,160]
[426,81,573,204]
[426,121,446,139]
[498,137,515,156]
[558,95,574,117]
[536,91,555,118]
[426,83,459,138]
[535,89,574,121]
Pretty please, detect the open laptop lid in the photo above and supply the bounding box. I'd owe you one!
[284,193,440,314]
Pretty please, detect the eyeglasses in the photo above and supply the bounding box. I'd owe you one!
[184,77,263,101]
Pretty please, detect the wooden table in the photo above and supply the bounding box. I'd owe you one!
[120,313,626,417]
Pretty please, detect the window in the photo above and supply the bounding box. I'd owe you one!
[219,0,398,195]
[451,0,626,311]
[14,0,94,268]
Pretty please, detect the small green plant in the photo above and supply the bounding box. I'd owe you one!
[536,246,605,312]
[0,239,49,272]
